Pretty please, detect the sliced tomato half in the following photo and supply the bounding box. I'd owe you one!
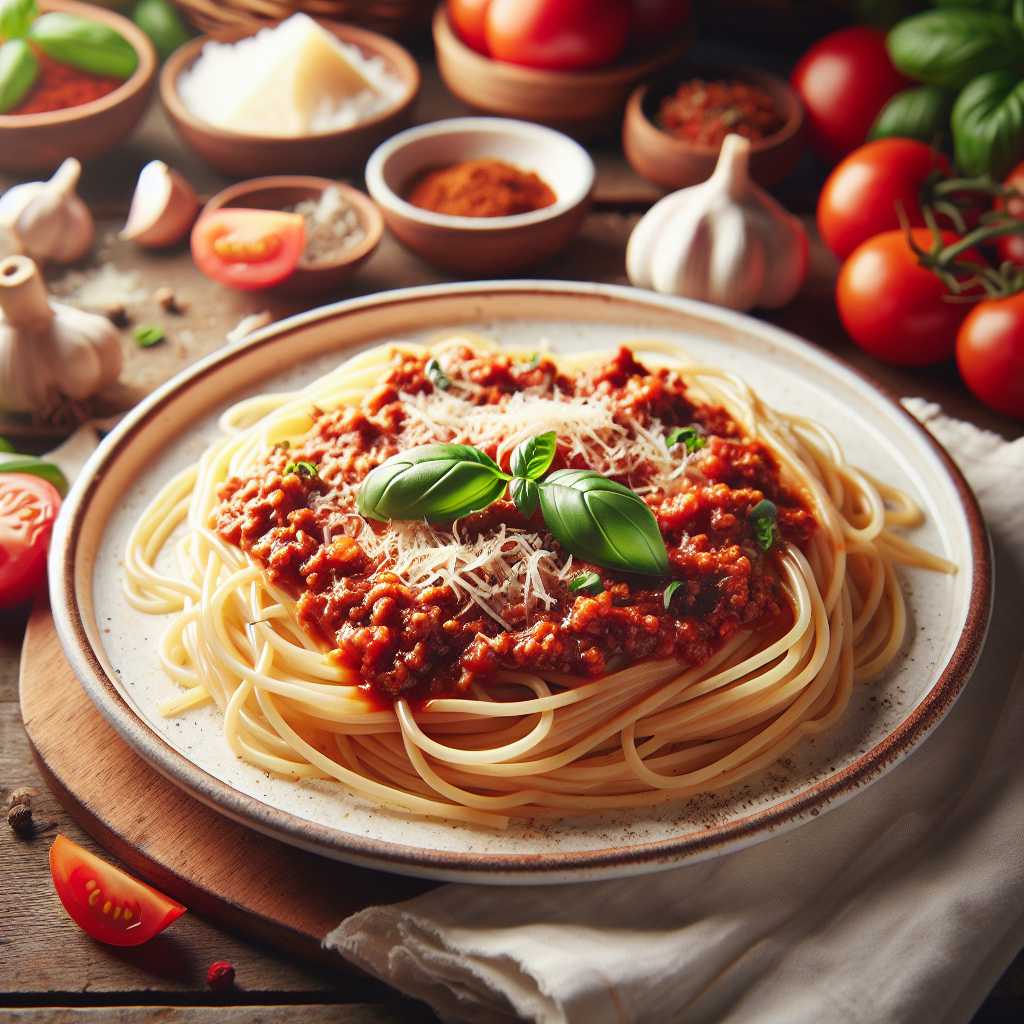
[191,208,306,291]
[50,835,186,946]
[0,472,60,610]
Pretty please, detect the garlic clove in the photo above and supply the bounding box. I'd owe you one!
[120,160,199,248]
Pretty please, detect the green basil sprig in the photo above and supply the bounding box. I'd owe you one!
[886,10,1024,90]
[869,85,956,143]
[27,12,139,79]
[569,571,604,597]
[663,580,684,609]
[425,358,450,391]
[951,69,1024,179]
[0,0,39,39]
[666,426,706,454]
[357,430,672,577]
[0,38,38,114]
[748,499,778,552]
[0,451,68,496]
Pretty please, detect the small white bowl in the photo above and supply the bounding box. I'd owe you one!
[364,117,594,274]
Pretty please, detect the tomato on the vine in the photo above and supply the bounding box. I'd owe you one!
[50,835,186,946]
[818,139,947,261]
[191,209,305,291]
[791,26,911,165]
[0,472,60,610]
[994,158,1024,267]
[484,0,630,71]
[956,293,1024,419]
[836,229,983,367]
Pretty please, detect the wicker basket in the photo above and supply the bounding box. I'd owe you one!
[170,0,436,37]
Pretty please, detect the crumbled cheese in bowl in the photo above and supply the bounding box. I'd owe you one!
[176,13,408,138]
[287,187,366,268]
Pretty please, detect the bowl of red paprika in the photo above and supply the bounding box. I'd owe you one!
[622,64,804,191]
[0,0,157,171]
[364,116,594,275]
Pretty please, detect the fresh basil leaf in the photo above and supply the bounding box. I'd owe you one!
[0,436,13,453]
[570,572,604,597]
[0,0,39,39]
[284,460,318,479]
[0,38,38,114]
[133,324,164,347]
[869,85,956,142]
[510,431,557,481]
[665,426,706,453]
[0,453,68,496]
[27,12,139,79]
[663,580,684,610]
[952,69,1024,178]
[357,443,508,523]
[886,10,1024,90]
[932,0,1010,10]
[425,358,450,391]
[748,499,777,521]
[748,499,777,551]
[538,469,670,577]
[510,476,539,518]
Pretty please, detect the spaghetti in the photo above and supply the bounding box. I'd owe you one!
[123,337,955,828]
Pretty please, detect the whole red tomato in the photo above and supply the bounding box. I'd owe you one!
[837,229,983,367]
[956,293,1024,419]
[994,159,1024,267]
[818,139,946,261]
[791,27,911,165]
[449,0,490,54]
[485,0,631,70]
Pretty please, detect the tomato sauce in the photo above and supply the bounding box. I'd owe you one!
[211,348,814,700]
[11,50,122,115]
[658,78,784,147]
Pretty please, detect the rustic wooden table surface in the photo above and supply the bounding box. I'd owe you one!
[1,42,1022,1024]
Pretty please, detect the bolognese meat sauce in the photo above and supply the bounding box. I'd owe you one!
[211,348,815,699]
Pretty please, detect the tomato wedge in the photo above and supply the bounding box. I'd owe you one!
[0,472,60,610]
[191,208,305,291]
[50,835,186,946]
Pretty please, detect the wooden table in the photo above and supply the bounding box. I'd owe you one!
[1,47,1021,1024]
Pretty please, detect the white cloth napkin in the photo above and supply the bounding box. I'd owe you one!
[326,401,1024,1024]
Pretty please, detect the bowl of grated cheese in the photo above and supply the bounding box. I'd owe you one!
[160,14,419,179]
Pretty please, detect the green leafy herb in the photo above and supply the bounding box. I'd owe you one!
[869,85,956,143]
[524,352,541,369]
[284,460,318,479]
[663,580,684,610]
[665,426,707,454]
[952,68,1024,179]
[0,0,39,39]
[27,12,139,79]
[886,10,1024,90]
[538,469,670,577]
[510,430,557,481]
[0,452,68,496]
[130,0,190,62]
[357,443,509,523]
[747,498,777,552]
[0,38,38,114]
[569,572,604,597]
[510,476,539,518]
[133,324,164,347]
[0,436,14,453]
[425,358,450,391]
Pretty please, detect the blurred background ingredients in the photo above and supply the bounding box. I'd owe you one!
[176,13,406,137]
[407,158,556,217]
[657,77,784,146]
[129,0,187,61]
[0,0,137,114]
[120,158,198,247]
[285,185,365,267]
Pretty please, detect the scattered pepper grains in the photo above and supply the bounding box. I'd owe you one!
[406,158,557,218]
[206,961,235,990]
[658,78,784,147]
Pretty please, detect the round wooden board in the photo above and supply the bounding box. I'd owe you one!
[19,599,439,968]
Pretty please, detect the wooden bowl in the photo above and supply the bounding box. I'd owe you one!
[364,117,594,275]
[623,64,804,191]
[0,0,157,171]
[200,176,383,297]
[432,3,693,141]
[160,22,420,179]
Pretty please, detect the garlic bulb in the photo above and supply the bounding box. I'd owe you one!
[0,255,122,413]
[626,134,808,312]
[0,159,95,265]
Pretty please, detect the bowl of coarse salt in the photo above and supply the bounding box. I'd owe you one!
[160,13,420,179]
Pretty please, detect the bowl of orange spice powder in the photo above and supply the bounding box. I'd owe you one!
[365,117,594,274]
[0,0,156,171]
[623,64,804,192]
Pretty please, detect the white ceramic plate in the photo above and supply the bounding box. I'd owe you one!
[50,282,991,884]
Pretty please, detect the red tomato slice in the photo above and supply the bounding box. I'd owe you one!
[191,209,305,291]
[0,472,60,610]
[956,293,1024,420]
[50,835,186,946]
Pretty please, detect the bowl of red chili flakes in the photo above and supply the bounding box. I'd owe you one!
[0,0,156,171]
[622,64,804,191]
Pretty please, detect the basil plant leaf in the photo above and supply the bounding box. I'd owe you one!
[886,10,1024,90]
[869,85,956,143]
[932,0,1010,10]
[952,69,1024,179]
[0,453,68,496]
[569,572,604,597]
[510,430,557,481]
[510,476,539,519]
[538,469,670,577]
[357,443,508,523]
[663,580,685,610]
[27,12,139,79]
[0,0,39,39]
